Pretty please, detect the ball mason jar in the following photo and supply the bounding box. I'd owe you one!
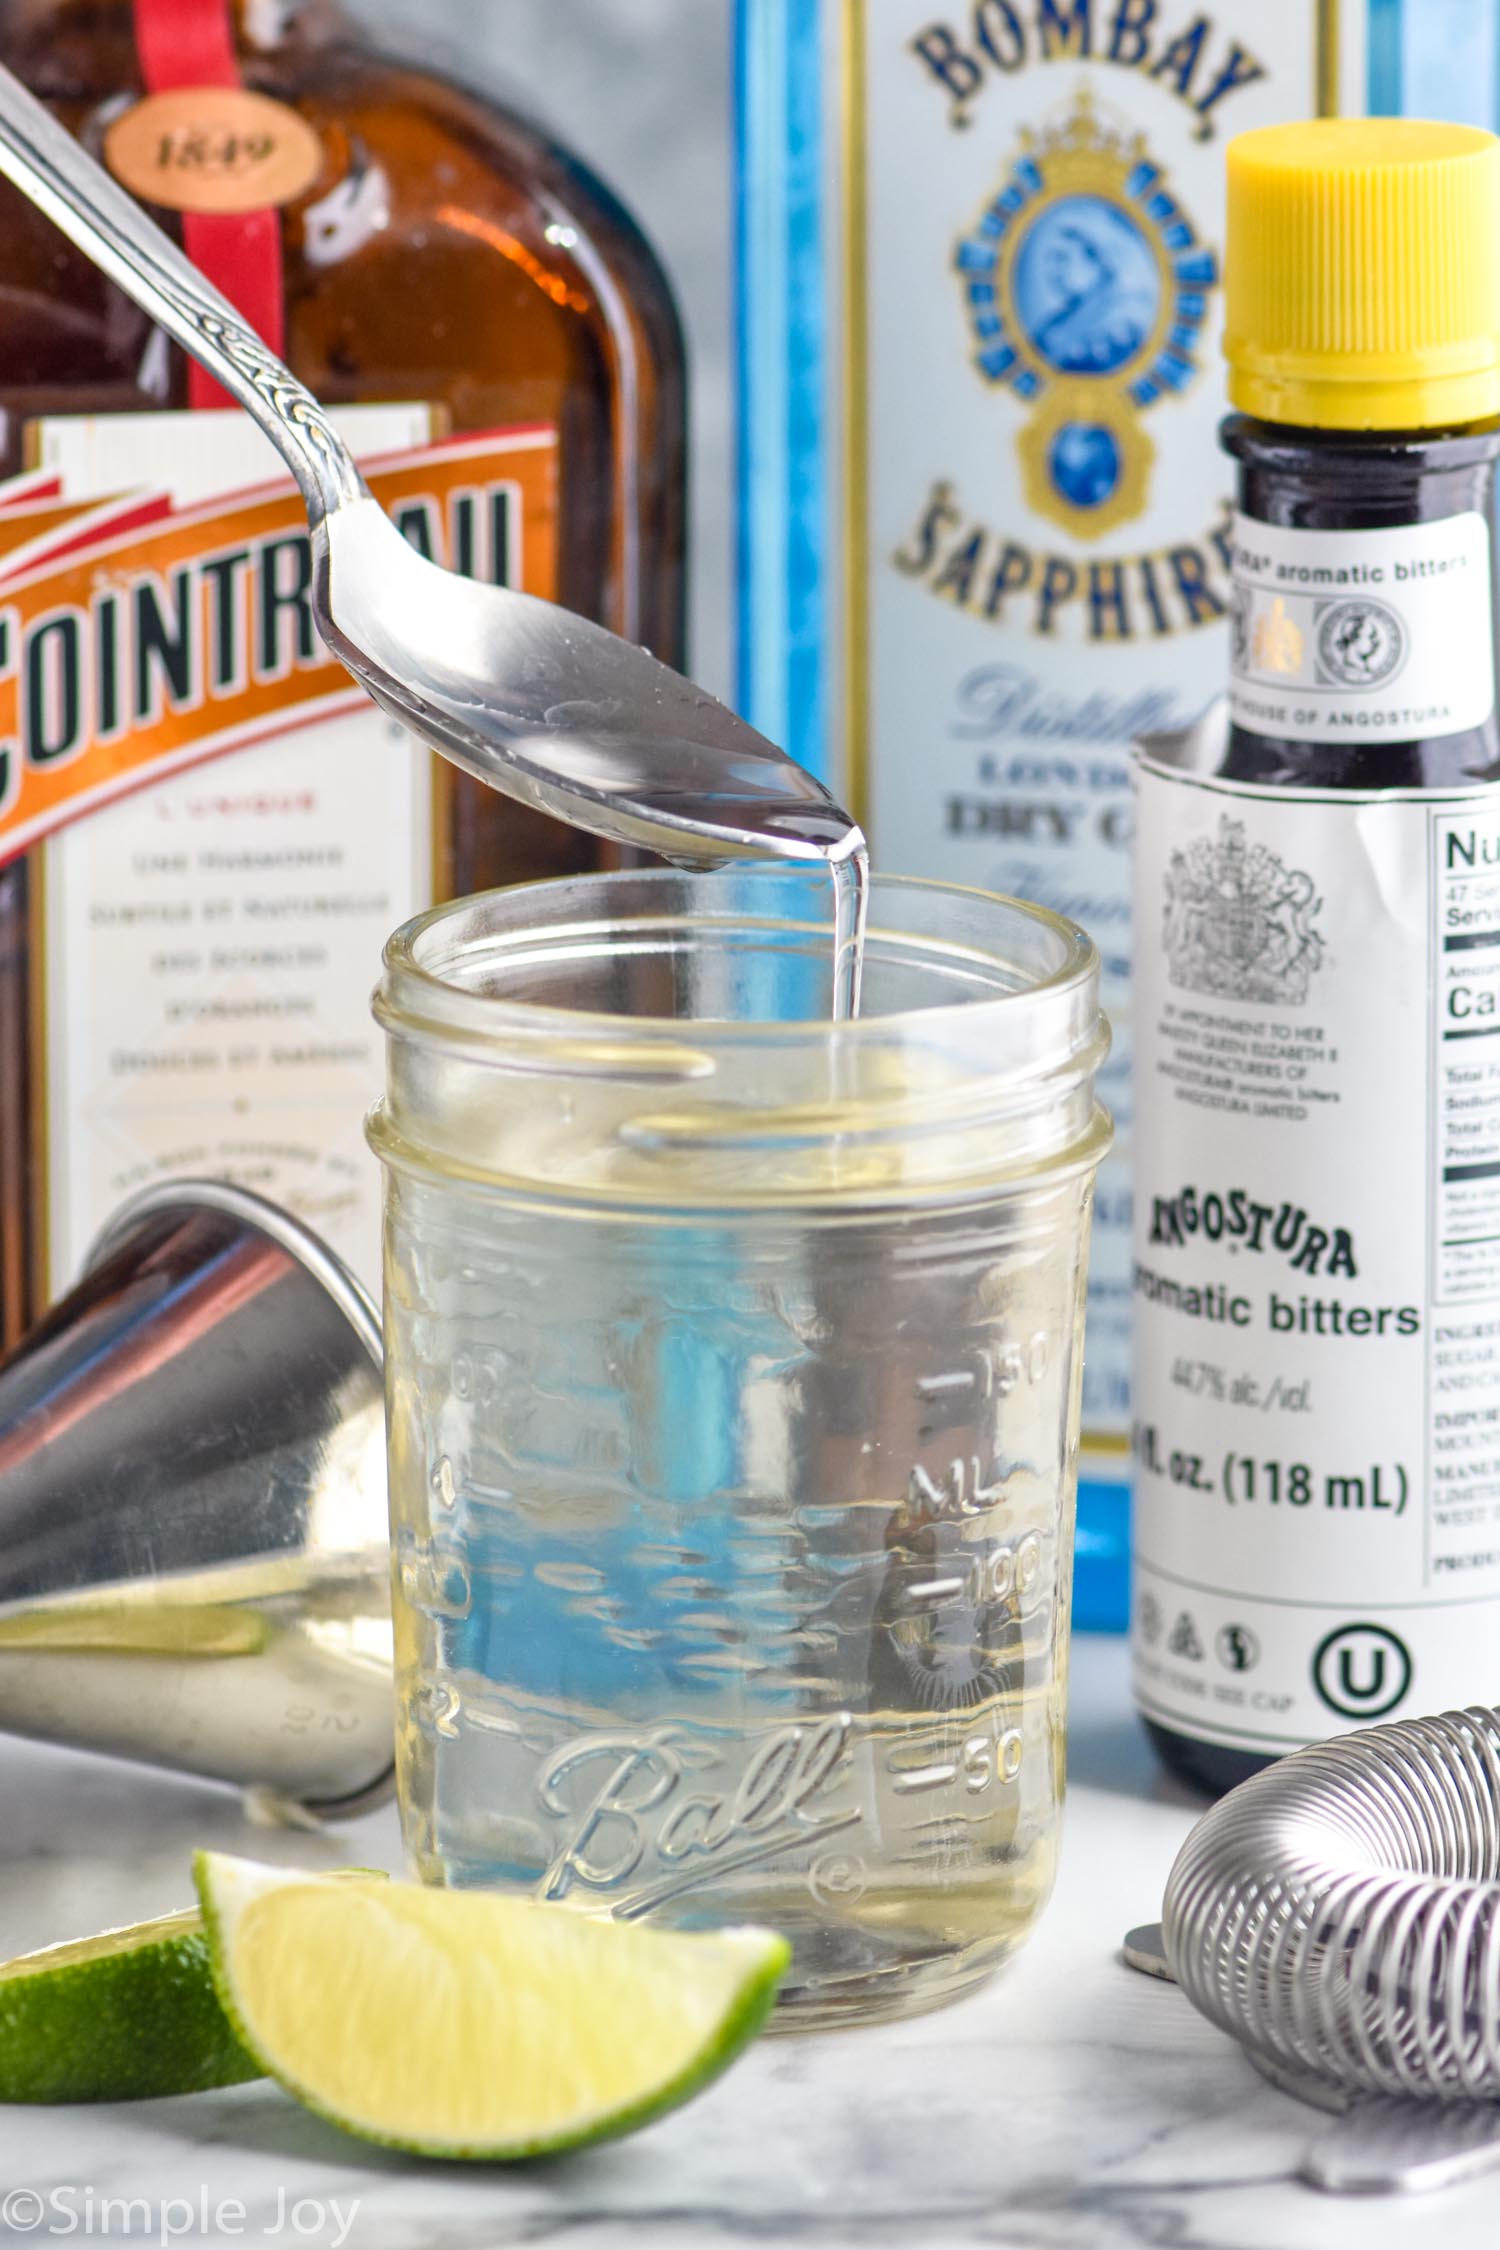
[369,867,1110,2027]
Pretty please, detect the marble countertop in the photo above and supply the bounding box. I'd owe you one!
[0,1634,1485,2250]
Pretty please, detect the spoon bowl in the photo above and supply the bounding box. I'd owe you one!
[316,499,862,868]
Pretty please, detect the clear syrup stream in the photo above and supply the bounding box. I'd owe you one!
[831,845,870,1024]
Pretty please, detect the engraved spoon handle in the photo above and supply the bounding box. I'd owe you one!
[0,59,364,521]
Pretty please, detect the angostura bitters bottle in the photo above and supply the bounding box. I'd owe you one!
[0,0,686,1342]
[1131,120,1500,1792]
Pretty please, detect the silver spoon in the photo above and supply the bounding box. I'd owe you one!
[0,60,862,879]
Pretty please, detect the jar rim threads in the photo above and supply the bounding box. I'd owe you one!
[369,867,1111,1213]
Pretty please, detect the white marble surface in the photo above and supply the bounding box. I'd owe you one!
[0,1634,1487,2249]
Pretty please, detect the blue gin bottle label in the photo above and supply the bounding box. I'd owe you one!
[739,3,1360,1526]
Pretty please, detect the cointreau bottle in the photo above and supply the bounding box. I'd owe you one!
[0,0,686,1340]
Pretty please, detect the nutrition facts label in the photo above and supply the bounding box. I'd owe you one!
[1431,803,1500,1553]
[1435,802,1500,1296]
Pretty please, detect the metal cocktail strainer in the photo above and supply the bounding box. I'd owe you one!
[1128,1704,1500,2191]
[1163,1705,1500,2102]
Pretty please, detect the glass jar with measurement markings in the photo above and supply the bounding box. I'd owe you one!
[369,865,1109,2027]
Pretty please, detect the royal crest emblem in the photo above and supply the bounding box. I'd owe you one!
[953,88,1216,540]
[1163,815,1324,1006]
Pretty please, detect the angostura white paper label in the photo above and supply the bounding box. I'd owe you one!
[849,2,1355,1450]
[1132,752,1500,1750]
[1229,510,1496,744]
[19,406,557,1296]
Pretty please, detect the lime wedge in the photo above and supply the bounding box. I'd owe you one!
[0,1867,388,2104]
[0,1907,259,2102]
[194,1851,789,2158]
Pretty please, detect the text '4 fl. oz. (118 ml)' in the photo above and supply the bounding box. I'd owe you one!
[1131,119,1500,1793]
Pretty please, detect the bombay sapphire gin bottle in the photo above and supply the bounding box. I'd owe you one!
[736,0,1500,1627]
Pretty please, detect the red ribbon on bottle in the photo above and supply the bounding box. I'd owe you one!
[131,0,286,410]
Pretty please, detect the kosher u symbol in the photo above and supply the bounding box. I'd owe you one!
[1312,1624,1413,1721]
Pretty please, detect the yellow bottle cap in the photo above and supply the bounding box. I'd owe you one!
[1225,117,1500,431]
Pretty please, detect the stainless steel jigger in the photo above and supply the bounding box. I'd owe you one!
[1162,1704,1500,2103]
[0,1181,392,1818]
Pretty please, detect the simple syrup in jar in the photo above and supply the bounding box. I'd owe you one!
[371,866,1108,2026]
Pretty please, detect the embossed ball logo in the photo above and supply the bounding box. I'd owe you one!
[1315,597,1407,690]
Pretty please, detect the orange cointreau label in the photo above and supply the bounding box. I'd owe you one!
[0,423,555,861]
[17,410,556,1296]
